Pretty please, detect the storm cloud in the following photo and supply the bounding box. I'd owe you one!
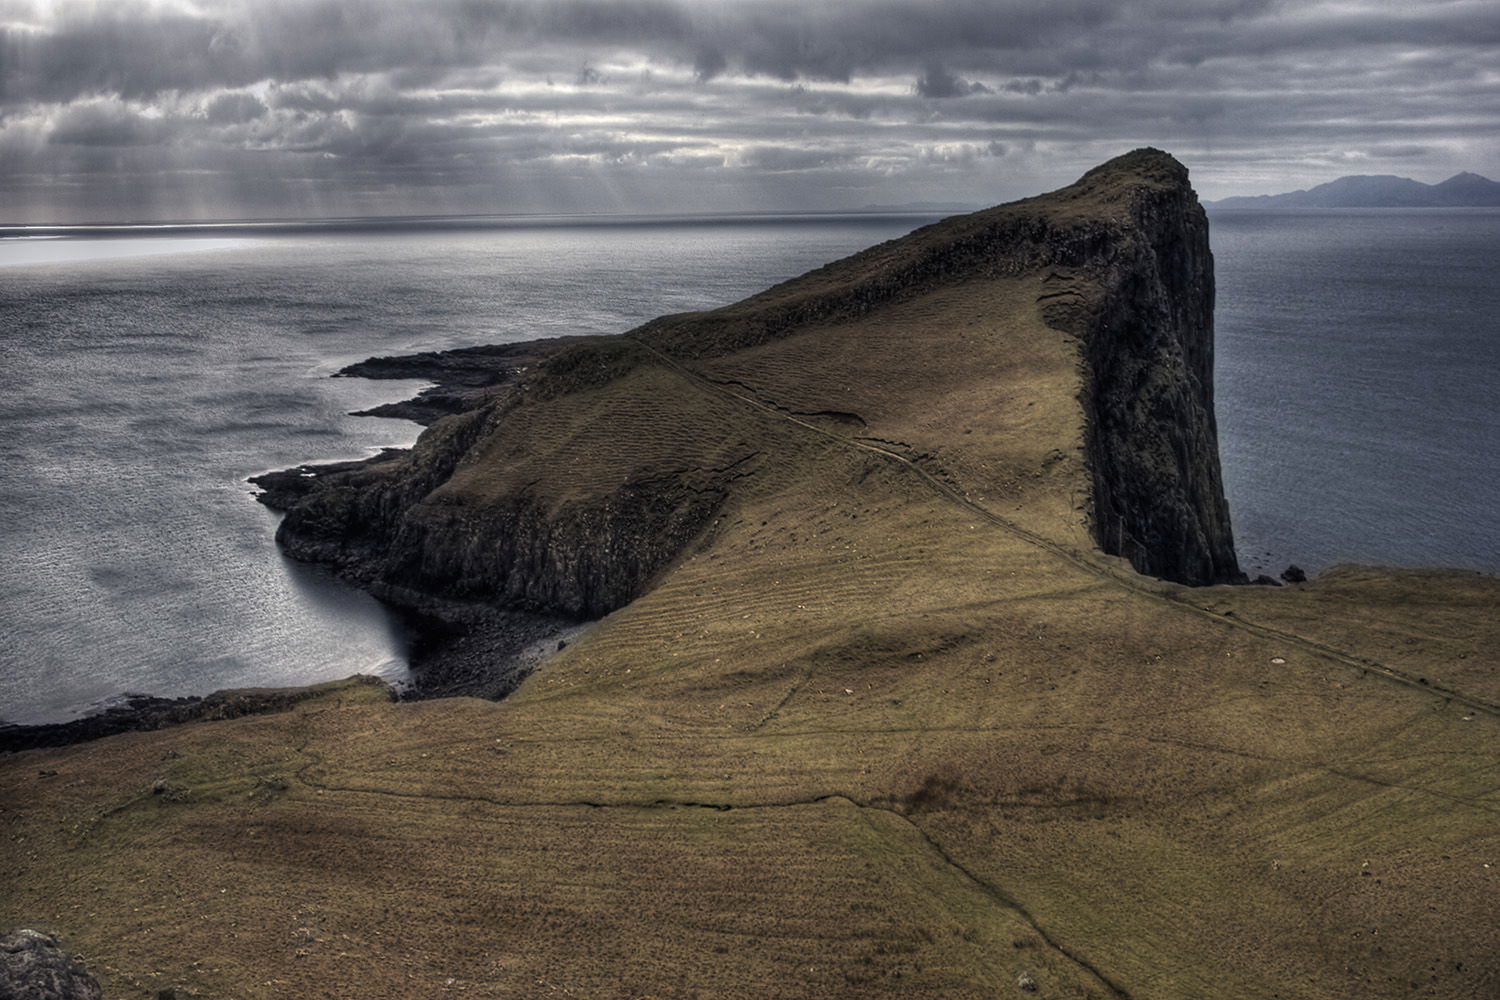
[2,0,1496,221]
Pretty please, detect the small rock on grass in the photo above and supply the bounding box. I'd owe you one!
[0,929,104,1000]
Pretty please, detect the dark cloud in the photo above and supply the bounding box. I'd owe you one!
[0,0,1497,221]
[203,92,267,125]
[0,0,1336,104]
[1,8,225,103]
[48,101,174,147]
[693,45,727,82]
[914,64,993,99]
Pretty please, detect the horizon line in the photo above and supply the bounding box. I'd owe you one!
[0,204,983,235]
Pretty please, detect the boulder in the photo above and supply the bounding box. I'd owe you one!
[0,930,103,1000]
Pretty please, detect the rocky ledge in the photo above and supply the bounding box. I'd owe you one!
[338,336,587,425]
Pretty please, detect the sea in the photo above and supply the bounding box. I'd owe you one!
[1,208,1496,724]
[1210,208,1500,580]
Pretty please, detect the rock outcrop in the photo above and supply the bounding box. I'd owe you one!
[0,931,103,1000]
[258,149,1239,645]
[341,337,587,425]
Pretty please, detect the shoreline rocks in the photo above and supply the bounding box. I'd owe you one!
[0,678,391,754]
[338,337,587,424]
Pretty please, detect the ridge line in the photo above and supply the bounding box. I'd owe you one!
[626,337,1500,720]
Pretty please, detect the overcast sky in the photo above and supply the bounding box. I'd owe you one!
[2,0,1497,222]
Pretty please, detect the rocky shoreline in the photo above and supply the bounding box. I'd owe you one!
[336,335,588,425]
[0,678,389,754]
[250,336,598,703]
[0,603,586,754]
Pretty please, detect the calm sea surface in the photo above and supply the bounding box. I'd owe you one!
[2,209,1496,723]
[1210,209,1500,579]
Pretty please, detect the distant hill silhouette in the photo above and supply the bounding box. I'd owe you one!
[1209,171,1500,209]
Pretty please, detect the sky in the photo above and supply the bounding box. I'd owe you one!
[1,0,1497,222]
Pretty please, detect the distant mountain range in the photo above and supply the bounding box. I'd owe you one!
[1208,171,1500,209]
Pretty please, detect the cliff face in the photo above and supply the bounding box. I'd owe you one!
[264,339,767,620]
[261,148,1240,635]
[1061,152,1242,585]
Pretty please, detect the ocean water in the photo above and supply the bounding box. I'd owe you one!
[1,209,1495,724]
[1210,209,1500,579]
[0,213,938,724]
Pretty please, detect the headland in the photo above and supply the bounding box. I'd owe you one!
[2,149,1496,999]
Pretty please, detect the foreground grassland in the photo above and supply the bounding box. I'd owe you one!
[3,154,1496,998]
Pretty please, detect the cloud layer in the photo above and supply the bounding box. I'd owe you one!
[2,0,1497,221]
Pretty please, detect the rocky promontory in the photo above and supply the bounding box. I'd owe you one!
[258,148,1241,676]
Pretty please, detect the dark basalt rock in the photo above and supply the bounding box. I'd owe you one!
[265,414,744,622]
[339,338,586,424]
[338,338,582,386]
[1281,564,1308,583]
[249,451,407,510]
[0,930,103,1000]
[0,679,389,754]
[1064,152,1244,585]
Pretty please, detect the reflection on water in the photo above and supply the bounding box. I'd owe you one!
[0,237,254,267]
[280,557,412,686]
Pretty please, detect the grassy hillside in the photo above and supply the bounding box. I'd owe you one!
[2,151,1496,999]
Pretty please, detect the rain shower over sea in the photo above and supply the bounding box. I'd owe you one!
[2,208,1497,724]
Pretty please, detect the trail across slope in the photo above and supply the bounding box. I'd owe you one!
[631,336,1500,720]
